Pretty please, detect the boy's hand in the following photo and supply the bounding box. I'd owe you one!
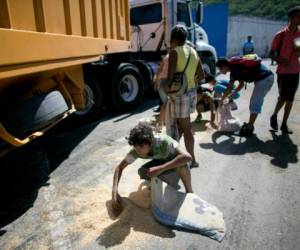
[112,193,123,215]
[147,166,163,178]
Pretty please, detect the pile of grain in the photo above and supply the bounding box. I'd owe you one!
[58,172,173,249]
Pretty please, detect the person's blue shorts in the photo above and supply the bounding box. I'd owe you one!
[249,74,274,114]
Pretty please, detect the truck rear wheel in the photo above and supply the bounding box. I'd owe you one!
[111,64,144,111]
[74,77,103,121]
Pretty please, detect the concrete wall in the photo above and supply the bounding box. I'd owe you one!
[227,16,286,57]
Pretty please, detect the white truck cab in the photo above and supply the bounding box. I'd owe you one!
[130,0,217,74]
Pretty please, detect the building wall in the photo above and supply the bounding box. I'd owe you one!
[227,16,286,57]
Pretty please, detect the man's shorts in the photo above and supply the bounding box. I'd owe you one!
[138,159,182,188]
[277,73,299,102]
[168,88,197,118]
[138,159,174,180]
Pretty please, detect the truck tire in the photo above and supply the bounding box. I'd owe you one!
[74,77,103,121]
[111,63,144,111]
[132,61,154,93]
[1,91,68,136]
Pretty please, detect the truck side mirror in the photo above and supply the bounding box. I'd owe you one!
[196,2,203,24]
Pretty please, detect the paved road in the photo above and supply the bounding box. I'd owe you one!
[0,60,299,250]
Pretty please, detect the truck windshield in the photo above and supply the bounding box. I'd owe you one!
[177,3,191,27]
[130,3,162,25]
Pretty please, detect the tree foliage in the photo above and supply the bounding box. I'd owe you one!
[204,0,300,20]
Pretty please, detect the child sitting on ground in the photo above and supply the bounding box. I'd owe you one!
[111,123,194,213]
[196,71,240,125]
[196,86,217,125]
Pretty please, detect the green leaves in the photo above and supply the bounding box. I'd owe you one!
[204,0,299,21]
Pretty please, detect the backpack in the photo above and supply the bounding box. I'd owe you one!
[229,55,262,82]
[229,55,261,70]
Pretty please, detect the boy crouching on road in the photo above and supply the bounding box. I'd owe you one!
[112,123,193,213]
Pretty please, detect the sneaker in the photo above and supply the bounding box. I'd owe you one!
[270,115,278,130]
[239,123,254,137]
[190,161,199,169]
[280,124,293,134]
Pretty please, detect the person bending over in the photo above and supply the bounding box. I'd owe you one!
[111,123,193,213]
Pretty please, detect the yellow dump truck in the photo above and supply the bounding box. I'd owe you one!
[0,0,131,156]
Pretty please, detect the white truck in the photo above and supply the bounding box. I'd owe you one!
[130,0,217,74]
[83,0,217,116]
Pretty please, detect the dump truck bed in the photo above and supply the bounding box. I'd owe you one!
[0,1,131,155]
[0,0,131,80]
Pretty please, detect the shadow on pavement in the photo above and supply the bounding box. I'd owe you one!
[111,99,157,123]
[0,230,6,236]
[38,120,100,171]
[200,131,298,169]
[97,183,175,248]
[0,99,157,234]
[0,143,50,230]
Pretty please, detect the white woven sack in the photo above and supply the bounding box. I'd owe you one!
[151,177,226,242]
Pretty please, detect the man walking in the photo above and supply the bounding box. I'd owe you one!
[269,6,300,134]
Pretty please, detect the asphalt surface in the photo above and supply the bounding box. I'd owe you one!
[0,60,299,250]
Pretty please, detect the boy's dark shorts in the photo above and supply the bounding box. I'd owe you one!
[277,73,299,101]
[138,159,175,181]
[138,159,183,189]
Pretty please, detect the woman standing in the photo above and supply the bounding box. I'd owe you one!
[164,25,204,168]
